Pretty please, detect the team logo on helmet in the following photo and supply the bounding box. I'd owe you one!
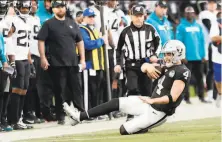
[177,47,183,57]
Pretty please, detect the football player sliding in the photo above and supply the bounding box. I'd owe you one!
[63,40,191,135]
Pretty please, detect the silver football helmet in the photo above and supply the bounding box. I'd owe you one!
[161,40,186,67]
[0,1,9,20]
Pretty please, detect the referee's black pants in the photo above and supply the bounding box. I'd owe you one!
[185,61,204,101]
[48,66,84,117]
[125,65,153,97]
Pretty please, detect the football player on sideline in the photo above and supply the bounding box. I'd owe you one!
[107,0,125,49]
[0,0,15,132]
[0,1,16,74]
[7,0,35,130]
[23,0,43,124]
[63,40,191,135]
[106,0,126,118]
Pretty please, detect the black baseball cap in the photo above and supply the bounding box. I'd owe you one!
[51,0,66,8]
[155,0,167,8]
[131,5,145,15]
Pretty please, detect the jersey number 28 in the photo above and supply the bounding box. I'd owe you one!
[17,30,30,47]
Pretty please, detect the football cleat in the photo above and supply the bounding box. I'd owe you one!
[63,102,80,126]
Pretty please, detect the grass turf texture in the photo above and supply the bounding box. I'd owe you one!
[20,117,221,142]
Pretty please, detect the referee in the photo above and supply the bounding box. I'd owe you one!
[37,1,85,123]
[114,5,161,120]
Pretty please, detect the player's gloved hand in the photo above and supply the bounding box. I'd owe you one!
[30,63,36,78]
[10,61,17,78]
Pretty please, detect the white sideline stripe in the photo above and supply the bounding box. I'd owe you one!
[45,136,124,141]
[39,131,221,142]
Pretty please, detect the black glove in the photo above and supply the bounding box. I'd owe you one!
[30,63,36,78]
[10,61,17,78]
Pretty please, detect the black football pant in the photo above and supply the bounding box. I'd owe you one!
[112,78,127,98]
[23,55,41,118]
[0,70,8,124]
[206,46,214,91]
[8,60,30,124]
[88,70,104,109]
[185,61,204,101]
[102,49,115,104]
[48,66,84,116]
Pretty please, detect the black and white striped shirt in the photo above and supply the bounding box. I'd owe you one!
[116,22,161,65]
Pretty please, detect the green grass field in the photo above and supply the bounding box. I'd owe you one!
[20,117,221,142]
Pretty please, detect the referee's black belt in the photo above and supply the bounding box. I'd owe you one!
[125,58,147,68]
[125,58,147,64]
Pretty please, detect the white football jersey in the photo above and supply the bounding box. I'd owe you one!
[210,21,222,64]
[198,10,218,60]
[0,16,13,36]
[89,5,110,49]
[0,15,14,55]
[199,10,221,64]
[12,15,32,60]
[107,7,125,47]
[28,15,41,57]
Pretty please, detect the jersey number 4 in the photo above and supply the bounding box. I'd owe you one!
[17,30,31,47]
[156,75,166,95]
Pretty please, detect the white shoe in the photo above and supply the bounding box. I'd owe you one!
[216,95,221,108]
[207,90,213,102]
[63,102,80,126]
[17,118,27,129]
